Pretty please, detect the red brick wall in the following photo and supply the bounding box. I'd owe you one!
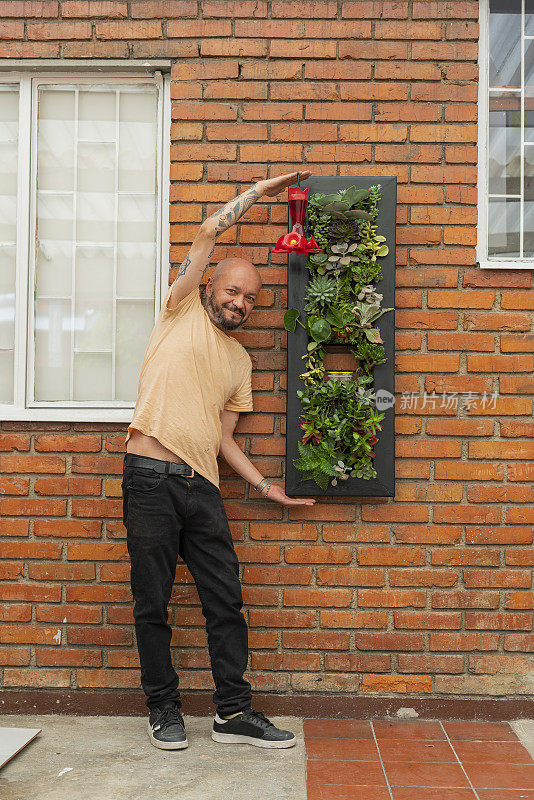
[1,1,533,700]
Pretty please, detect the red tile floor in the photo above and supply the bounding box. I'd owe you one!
[304,718,534,800]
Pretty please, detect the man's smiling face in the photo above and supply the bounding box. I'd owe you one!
[204,259,262,331]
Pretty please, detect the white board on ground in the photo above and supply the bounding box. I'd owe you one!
[0,727,41,769]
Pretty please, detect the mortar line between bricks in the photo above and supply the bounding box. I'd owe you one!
[439,720,482,800]
[370,719,395,800]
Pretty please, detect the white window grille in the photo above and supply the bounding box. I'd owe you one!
[478,0,534,267]
[0,68,170,420]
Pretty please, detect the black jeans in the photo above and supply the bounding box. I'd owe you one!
[122,453,252,715]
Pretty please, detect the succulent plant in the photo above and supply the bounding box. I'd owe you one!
[350,300,394,344]
[327,242,359,270]
[357,284,383,304]
[305,274,337,305]
[328,216,361,243]
[313,185,375,222]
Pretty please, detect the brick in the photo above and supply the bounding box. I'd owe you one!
[27,21,91,38]
[317,568,384,587]
[36,648,101,667]
[284,547,352,564]
[202,1,267,15]
[358,590,426,607]
[505,592,534,610]
[435,674,532,695]
[0,647,31,666]
[130,0,196,16]
[167,20,231,37]
[398,654,464,674]
[282,630,350,650]
[306,62,371,79]
[339,41,409,61]
[341,82,408,101]
[357,547,425,566]
[362,674,432,693]
[0,21,24,37]
[430,633,499,652]
[432,591,500,610]
[465,612,532,631]
[341,122,408,140]
[241,63,301,82]
[413,2,478,19]
[444,24,478,54]
[172,61,239,81]
[62,1,127,16]
[272,0,337,17]
[271,123,337,142]
[249,609,316,628]
[395,611,462,629]
[4,668,71,687]
[343,1,409,18]
[325,653,391,672]
[321,610,387,629]
[412,39,478,60]
[375,61,441,81]
[0,2,58,15]
[469,654,534,674]
[356,633,425,651]
[390,569,458,588]
[504,635,534,652]
[204,82,267,101]
[410,125,477,144]
[463,570,531,589]
[95,20,162,38]
[200,38,268,57]
[375,22,441,41]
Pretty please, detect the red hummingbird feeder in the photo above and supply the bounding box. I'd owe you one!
[272,173,323,256]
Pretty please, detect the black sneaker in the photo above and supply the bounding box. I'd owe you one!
[147,703,188,750]
[212,707,296,749]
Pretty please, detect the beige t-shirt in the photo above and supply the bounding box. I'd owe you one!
[125,283,254,487]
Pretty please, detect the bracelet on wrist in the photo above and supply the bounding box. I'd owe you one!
[255,477,272,496]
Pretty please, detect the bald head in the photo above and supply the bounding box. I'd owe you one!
[211,257,262,292]
[203,257,262,332]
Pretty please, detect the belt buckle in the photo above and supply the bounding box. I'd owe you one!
[169,462,194,478]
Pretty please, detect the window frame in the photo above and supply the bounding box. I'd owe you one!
[477,0,534,268]
[0,67,171,421]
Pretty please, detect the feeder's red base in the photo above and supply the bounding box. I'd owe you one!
[272,231,323,256]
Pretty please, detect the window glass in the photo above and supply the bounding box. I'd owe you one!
[0,84,18,404]
[34,82,159,403]
[487,1,534,260]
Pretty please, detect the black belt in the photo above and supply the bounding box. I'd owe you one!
[124,453,195,477]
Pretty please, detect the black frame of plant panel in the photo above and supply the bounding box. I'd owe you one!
[284,175,396,497]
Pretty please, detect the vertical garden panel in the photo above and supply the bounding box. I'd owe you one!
[284,176,397,497]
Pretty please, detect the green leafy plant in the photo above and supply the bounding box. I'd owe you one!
[283,183,393,490]
[305,274,337,306]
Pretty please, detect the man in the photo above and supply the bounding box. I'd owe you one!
[122,171,316,752]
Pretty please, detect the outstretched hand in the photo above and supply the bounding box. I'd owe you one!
[257,170,312,197]
[263,483,316,506]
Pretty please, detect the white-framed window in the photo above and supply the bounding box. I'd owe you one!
[478,0,534,268]
[0,68,170,421]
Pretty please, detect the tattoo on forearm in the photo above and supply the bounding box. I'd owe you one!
[176,253,191,279]
[176,240,215,281]
[207,185,260,235]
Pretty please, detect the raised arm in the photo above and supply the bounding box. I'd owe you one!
[166,182,263,309]
[166,171,311,310]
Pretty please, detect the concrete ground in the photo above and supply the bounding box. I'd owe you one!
[1,715,533,800]
[510,718,534,757]
[0,714,306,800]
